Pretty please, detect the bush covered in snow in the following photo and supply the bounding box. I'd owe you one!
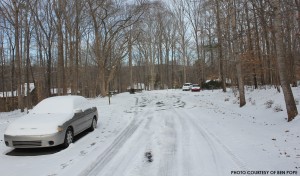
[248,97,256,105]
[264,100,274,109]
[273,104,283,112]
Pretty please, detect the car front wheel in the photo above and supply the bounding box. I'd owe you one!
[63,127,73,148]
[89,118,97,131]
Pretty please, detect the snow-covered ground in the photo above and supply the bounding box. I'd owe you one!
[0,87,300,176]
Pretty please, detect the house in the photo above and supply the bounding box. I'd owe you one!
[0,83,37,112]
[127,83,145,92]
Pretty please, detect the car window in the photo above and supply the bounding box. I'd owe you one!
[74,97,90,111]
[31,96,88,114]
[31,98,74,114]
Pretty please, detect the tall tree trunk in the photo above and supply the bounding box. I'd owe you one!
[0,33,5,111]
[273,0,298,122]
[159,28,164,89]
[47,40,52,97]
[13,1,24,112]
[236,60,246,107]
[215,0,226,92]
[75,1,81,95]
[25,7,32,110]
[57,20,64,95]
[245,3,257,89]
[252,3,265,85]
[128,34,133,89]
[55,0,65,95]
[231,0,245,107]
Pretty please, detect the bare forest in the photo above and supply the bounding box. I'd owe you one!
[0,0,299,121]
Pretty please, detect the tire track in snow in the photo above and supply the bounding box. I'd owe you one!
[189,116,226,176]
[177,108,250,175]
[153,94,225,176]
[81,119,142,176]
[182,93,252,175]
[134,93,181,176]
[172,106,223,176]
[173,108,192,176]
[203,127,250,172]
[78,97,144,176]
[158,114,177,176]
[96,114,155,176]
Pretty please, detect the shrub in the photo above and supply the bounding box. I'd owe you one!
[202,80,222,90]
[273,104,283,112]
[264,100,274,109]
[248,98,256,105]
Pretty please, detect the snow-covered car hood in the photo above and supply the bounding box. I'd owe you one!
[4,113,73,136]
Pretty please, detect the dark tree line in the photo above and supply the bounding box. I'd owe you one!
[0,0,298,121]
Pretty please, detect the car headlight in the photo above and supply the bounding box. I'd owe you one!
[57,126,64,132]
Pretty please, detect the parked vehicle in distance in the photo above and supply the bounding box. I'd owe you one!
[182,83,193,91]
[4,95,98,148]
[191,84,201,92]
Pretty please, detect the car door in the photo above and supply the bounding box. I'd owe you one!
[81,108,94,130]
[72,110,87,135]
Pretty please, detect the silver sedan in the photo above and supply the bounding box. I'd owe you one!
[4,95,98,148]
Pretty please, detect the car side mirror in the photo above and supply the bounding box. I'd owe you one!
[74,109,83,114]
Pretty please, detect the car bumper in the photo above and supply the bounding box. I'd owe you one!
[4,132,65,148]
[191,89,200,92]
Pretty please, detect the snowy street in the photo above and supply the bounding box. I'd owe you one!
[0,89,300,176]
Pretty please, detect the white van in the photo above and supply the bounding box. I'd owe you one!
[182,83,193,91]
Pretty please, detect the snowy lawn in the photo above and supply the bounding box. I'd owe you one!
[0,87,299,176]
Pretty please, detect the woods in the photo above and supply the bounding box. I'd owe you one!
[0,0,299,121]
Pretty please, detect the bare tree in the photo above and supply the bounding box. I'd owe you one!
[0,0,25,111]
[86,0,145,96]
[172,0,189,84]
[185,0,205,84]
[23,1,33,110]
[31,0,55,99]
[53,0,66,95]
[215,0,226,92]
[273,0,298,122]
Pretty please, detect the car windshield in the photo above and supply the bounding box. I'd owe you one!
[193,84,199,87]
[31,96,87,114]
[184,83,191,86]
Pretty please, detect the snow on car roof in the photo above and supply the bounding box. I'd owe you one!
[31,95,89,114]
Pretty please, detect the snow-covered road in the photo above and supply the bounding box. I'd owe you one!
[0,89,299,176]
[82,93,244,176]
